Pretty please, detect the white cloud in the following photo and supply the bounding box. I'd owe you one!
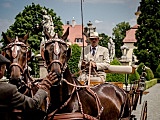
[63,0,129,4]
[95,20,103,24]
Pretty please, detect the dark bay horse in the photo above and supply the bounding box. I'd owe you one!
[2,32,47,120]
[41,28,132,120]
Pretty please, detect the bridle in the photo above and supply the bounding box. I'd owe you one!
[4,38,29,73]
[3,38,32,94]
[43,37,69,75]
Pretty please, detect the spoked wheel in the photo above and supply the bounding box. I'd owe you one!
[140,101,147,120]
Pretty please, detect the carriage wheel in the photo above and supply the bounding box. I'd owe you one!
[140,101,147,120]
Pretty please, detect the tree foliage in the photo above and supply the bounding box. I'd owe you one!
[145,67,154,81]
[68,44,81,75]
[99,33,110,48]
[128,70,140,84]
[112,22,130,58]
[134,0,160,74]
[155,64,160,78]
[0,3,63,77]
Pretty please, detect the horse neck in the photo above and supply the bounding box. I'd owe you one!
[49,67,76,112]
[63,67,72,81]
[63,67,75,92]
[23,69,30,83]
[51,67,73,101]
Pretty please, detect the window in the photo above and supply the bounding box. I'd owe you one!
[75,38,83,43]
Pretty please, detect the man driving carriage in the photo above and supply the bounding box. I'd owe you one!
[78,32,110,85]
[0,54,56,120]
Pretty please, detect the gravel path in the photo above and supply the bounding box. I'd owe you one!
[132,83,160,120]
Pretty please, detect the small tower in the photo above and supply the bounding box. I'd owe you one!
[84,21,96,45]
[135,6,141,20]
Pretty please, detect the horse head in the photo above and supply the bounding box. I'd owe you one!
[2,32,32,92]
[41,28,71,80]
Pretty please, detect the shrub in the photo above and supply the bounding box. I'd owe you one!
[155,64,160,78]
[106,58,125,83]
[68,44,81,75]
[137,62,145,75]
[145,67,154,81]
[137,63,154,81]
[128,70,140,84]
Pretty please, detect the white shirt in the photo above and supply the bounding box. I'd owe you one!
[91,46,98,55]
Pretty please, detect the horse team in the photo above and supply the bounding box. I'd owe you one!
[2,29,146,120]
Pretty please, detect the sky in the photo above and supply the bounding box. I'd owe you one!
[0,0,140,39]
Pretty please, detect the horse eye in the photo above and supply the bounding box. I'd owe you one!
[5,50,11,58]
[63,51,67,56]
[5,53,10,59]
[23,52,26,57]
[21,47,27,52]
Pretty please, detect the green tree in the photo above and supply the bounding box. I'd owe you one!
[112,22,130,58]
[128,70,140,84]
[99,33,110,48]
[137,62,145,75]
[134,0,160,74]
[155,64,160,78]
[68,44,81,75]
[0,3,63,77]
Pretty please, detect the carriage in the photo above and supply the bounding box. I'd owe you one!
[2,29,147,120]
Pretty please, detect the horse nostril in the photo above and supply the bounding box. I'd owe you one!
[55,71,61,78]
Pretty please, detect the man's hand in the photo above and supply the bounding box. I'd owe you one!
[38,72,58,92]
[86,61,96,69]
[90,61,96,68]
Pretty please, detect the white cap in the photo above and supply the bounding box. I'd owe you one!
[89,32,99,38]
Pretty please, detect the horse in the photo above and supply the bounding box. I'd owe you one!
[40,28,132,120]
[2,32,47,120]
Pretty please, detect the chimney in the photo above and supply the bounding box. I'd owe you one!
[72,17,76,27]
[66,21,70,25]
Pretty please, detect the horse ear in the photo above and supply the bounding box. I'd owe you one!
[22,32,29,43]
[2,32,12,43]
[40,43,45,60]
[67,46,72,61]
[62,27,69,40]
[44,30,51,40]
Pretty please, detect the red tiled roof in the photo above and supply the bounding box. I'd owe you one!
[123,24,139,43]
[63,25,87,47]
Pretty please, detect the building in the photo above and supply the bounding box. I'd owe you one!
[123,24,139,64]
[62,19,87,47]
[122,6,141,65]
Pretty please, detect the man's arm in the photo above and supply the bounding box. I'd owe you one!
[10,85,47,110]
[96,47,110,70]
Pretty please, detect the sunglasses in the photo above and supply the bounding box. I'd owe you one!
[90,38,98,40]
